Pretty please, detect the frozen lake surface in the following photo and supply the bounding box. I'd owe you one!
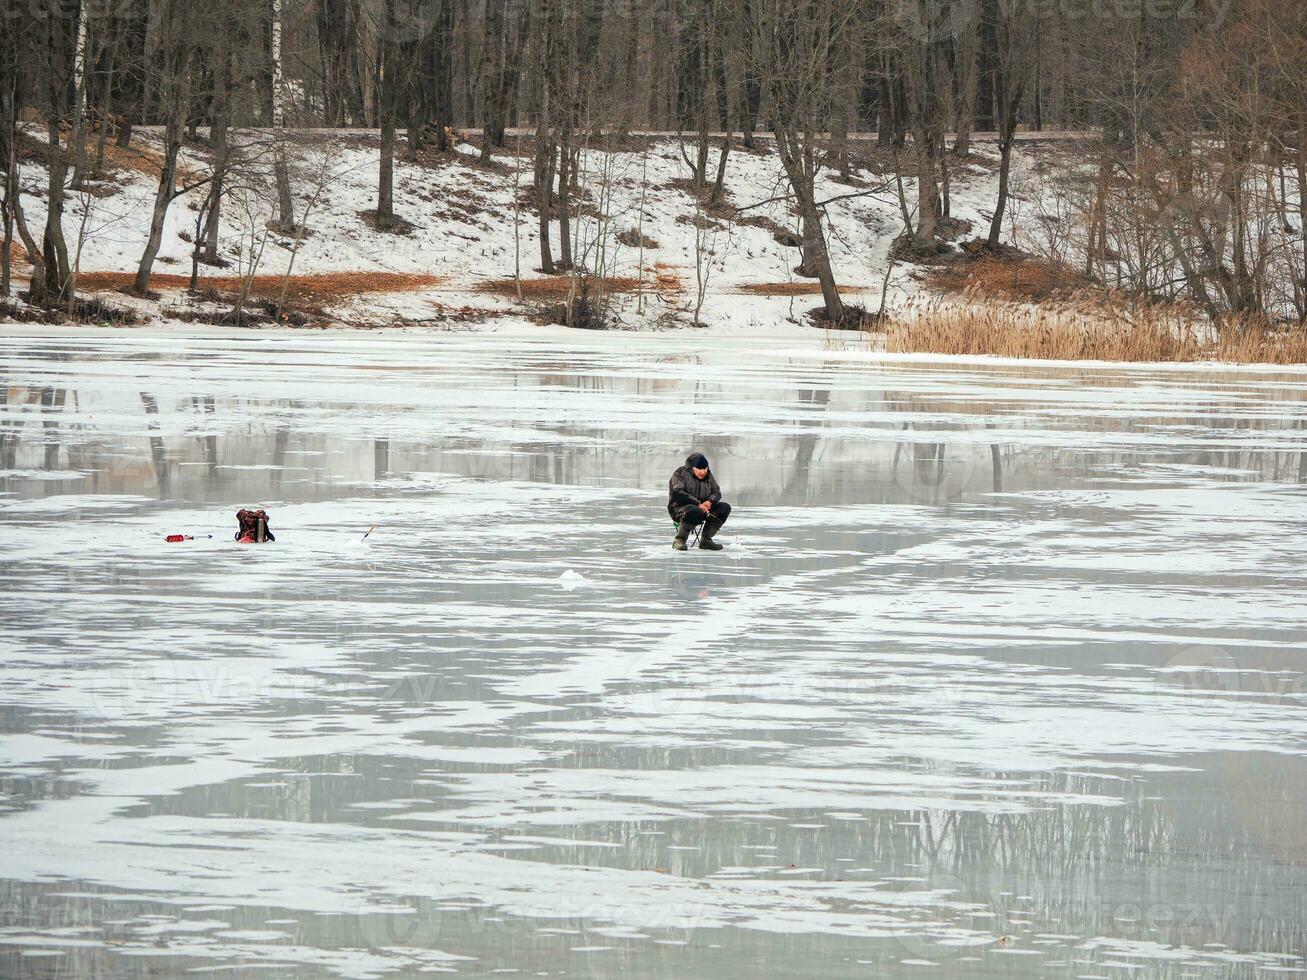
[1,327,1306,979]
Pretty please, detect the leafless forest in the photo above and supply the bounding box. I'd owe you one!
[1,0,1305,335]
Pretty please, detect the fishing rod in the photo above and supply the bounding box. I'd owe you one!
[164,533,214,542]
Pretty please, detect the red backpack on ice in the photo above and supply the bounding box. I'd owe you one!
[235,509,275,544]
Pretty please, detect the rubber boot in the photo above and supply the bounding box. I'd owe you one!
[672,521,692,551]
[699,522,724,550]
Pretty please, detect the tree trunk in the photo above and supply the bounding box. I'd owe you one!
[0,73,16,298]
[1225,150,1255,314]
[204,111,229,263]
[112,0,147,150]
[830,22,854,180]
[774,128,842,324]
[693,117,709,189]
[93,55,114,177]
[434,0,454,148]
[876,76,893,146]
[983,0,1028,251]
[535,126,555,273]
[1086,149,1112,278]
[954,20,980,155]
[317,0,364,125]
[9,178,43,303]
[271,0,294,230]
[132,0,192,295]
[710,16,729,136]
[1,185,11,299]
[800,196,842,323]
[710,135,730,207]
[479,0,505,160]
[740,0,761,149]
[796,205,823,279]
[974,24,996,133]
[379,97,395,224]
[498,4,531,139]
[376,6,400,227]
[988,133,1014,248]
[41,120,72,302]
[1296,111,1307,321]
[557,134,572,269]
[740,49,761,149]
[0,219,8,299]
[68,8,91,190]
[914,131,940,246]
[616,0,641,140]
[203,48,232,264]
[133,124,181,294]
[939,134,950,218]
[458,0,474,125]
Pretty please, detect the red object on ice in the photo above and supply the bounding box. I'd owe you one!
[165,534,189,542]
[235,509,274,543]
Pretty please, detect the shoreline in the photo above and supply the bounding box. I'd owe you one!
[6,318,1307,374]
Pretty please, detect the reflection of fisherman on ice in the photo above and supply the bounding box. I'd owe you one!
[668,452,731,551]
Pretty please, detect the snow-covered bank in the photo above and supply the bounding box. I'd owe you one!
[6,128,1014,329]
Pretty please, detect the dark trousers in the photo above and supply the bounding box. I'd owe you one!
[675,501,731,531]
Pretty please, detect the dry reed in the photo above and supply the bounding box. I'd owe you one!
[1209,316,1307,365]
[888,299,1307,365]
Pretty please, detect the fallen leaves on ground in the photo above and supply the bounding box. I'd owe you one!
[731,281,871,296]
[77,270,445,302]
[477,267,682,299]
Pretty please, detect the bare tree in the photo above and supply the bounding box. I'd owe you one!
[985,0,1037,249]
[372,0,408,229]
[0,22,23,298]
[317,0,365,125]
[270,0,297,231]
[133,0,204,294]
[532,0,560,273]
[745,0,853,324]
[28,2,80,304]
[898,0,950,247]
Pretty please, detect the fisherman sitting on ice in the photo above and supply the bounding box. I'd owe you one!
[668,452,731,551]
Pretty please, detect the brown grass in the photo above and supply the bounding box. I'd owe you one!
[75,129,202,183]
[888,300,1307,365]
[733,281,872,296]
[477,267,682,299]
[887,301,1197,362]
[926,247,1093,303]
[77,270,444,302]
[103,138,180,179]
[1210,317,1307,365]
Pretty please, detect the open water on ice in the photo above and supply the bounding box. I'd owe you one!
[1,328,1305,979]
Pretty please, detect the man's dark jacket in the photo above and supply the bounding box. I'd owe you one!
[667,458,722,522]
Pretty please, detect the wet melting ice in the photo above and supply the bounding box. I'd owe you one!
[1,329,1306,979]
